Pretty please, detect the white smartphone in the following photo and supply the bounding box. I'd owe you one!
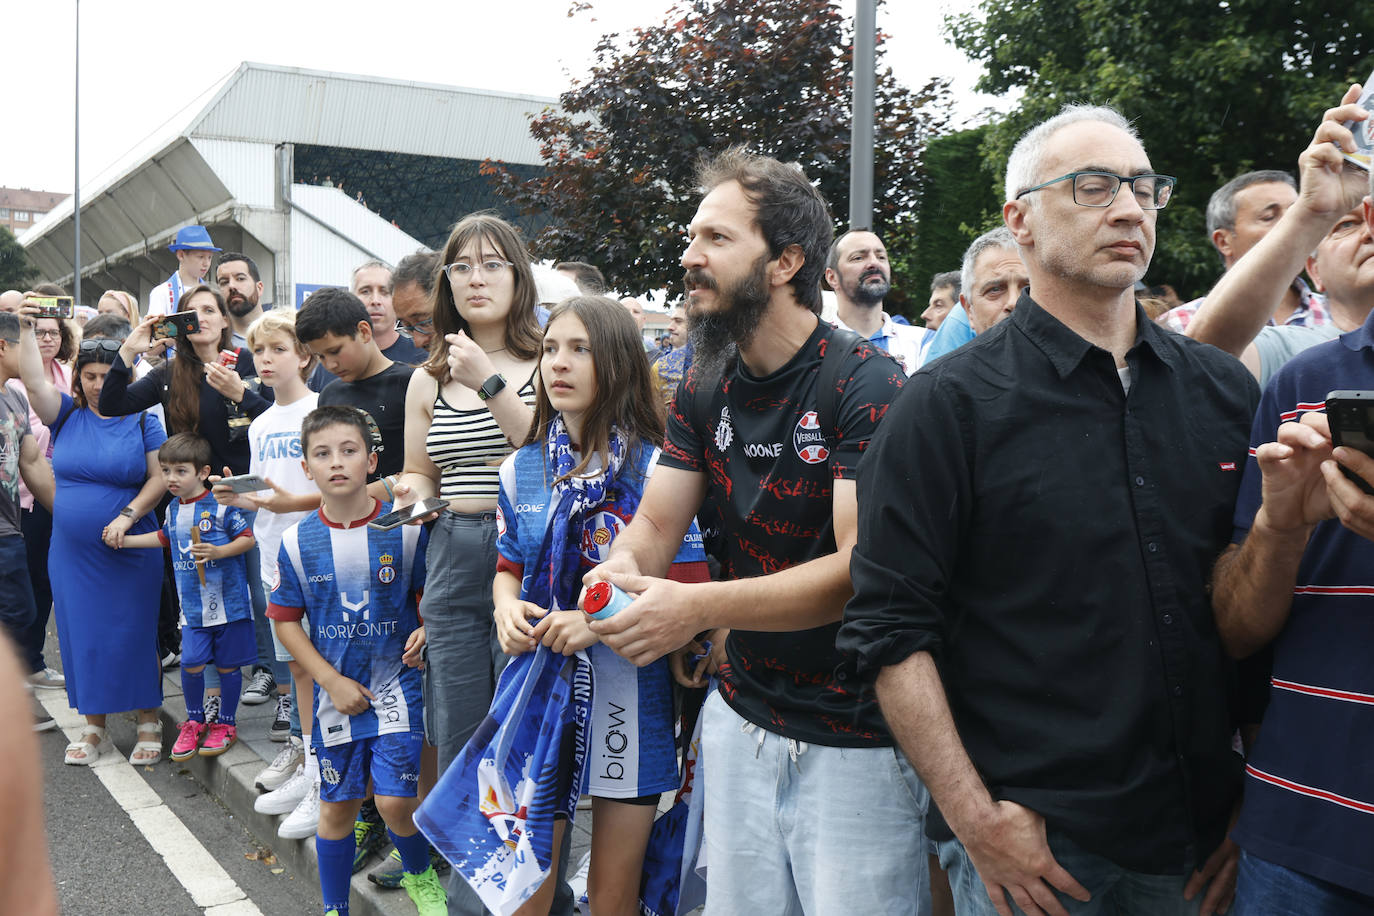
[217,474,270,493]
[367,497,450,531]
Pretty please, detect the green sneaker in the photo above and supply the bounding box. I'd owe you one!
[401,864,448,915]
[370,845,451,889]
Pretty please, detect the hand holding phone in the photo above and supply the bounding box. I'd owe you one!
[1325,390,1374,495]
[368,497,450,531]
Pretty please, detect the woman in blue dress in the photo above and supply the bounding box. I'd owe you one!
[18,316,168,765]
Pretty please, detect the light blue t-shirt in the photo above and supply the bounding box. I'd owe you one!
[923,303,976,364]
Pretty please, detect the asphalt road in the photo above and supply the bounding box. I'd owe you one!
[35,625,322,915]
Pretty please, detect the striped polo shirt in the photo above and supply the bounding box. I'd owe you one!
[1231,315,1374,897]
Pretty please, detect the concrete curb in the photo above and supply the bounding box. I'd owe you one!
[155,671,415,916]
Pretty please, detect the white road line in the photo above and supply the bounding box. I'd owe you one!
[39,691,265,915]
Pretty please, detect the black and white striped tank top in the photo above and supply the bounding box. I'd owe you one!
[425,377,537,502]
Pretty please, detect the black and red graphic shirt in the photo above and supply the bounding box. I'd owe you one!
[661,321,905,746]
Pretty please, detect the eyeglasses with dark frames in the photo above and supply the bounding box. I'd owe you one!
[1015,171,1176,210]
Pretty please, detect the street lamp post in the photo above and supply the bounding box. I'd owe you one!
[74,0,81,304]
[848,0,876,230]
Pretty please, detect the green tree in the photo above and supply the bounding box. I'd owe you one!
[901,124,1003,311]
[0,228,38,291]
[488,0,950,313]
[949,0,1374,298]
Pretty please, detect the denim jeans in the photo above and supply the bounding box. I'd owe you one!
[699,690,932,915]
[419,512,567,916]
[1233,850,1374,916]
[938,828,1203,916]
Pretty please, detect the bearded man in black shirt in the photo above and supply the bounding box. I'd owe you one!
[839,106,1258,916]
[584,148,926,914]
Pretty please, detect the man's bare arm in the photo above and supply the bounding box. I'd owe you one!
[1188,85,1368,356]
[589,478,860,666]
[1213,418,1332,657]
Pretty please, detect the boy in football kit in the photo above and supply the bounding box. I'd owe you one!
[114,432,256,759]
[266,405,445,916]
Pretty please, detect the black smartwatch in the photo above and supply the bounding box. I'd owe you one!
[119,506,136,519]
[477,373,507,401]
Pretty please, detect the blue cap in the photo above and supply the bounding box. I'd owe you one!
[167,225,221,253]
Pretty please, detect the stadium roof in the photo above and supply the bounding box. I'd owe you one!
[22,62,556,285]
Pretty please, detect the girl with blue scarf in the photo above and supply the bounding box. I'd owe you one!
[493,296,709,916]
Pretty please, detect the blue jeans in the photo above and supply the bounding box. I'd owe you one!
[938,829,1202,916]
[699,690,932,915]
[419,512,568,916]
[1233,850,1374,916]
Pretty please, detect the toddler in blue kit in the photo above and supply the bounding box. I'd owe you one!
[265,405,444,916]
[113,432,256,758]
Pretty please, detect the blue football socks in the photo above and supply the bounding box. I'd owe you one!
[217,668,241,726]
[181,668,205,722]
[316,834,354,915]
[389,827,430,875]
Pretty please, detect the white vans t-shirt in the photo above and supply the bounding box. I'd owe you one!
[248,392,319,587]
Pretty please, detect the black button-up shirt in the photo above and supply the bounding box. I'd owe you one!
[839,293,1259,873]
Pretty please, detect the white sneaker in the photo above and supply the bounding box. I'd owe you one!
[254,763,311,814]
[26,667,65,689]
[203,694,221,725]
[254,736,304,791]
[277,779,321,839]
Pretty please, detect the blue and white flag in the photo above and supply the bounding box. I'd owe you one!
[416,644,593,916]
[638,684,710,916]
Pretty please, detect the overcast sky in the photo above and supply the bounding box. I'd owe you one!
[3,0,1009,195]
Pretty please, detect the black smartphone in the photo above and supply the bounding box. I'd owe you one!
[367,498,450,531]
[1325,390,1374,495]
[152,310,200,340]
[32,296,73,319]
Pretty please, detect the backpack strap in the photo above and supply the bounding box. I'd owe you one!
[815,328,867,458]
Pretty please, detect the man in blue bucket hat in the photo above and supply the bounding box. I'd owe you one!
[148,225,220,318]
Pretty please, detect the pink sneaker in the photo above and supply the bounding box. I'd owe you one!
[170,720,208,761]
[199,722,238,757]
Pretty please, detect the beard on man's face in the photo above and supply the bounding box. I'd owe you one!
[226,289,259,318]
[846,267,891,307]
[685,254,771,381]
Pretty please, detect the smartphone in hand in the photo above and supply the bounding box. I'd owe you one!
[1325,389,1374,494]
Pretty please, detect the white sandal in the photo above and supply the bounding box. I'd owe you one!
[63,725,110,766]
[129,720,163,766]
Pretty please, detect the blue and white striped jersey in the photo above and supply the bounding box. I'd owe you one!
[267,501,428,748]
[158,491,253,629]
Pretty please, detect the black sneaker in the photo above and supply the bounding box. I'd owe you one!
[270,693,292,742]
[203,694,221,725]
[352,801,388,873]
[242,668,275,706]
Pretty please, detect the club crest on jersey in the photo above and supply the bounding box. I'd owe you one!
[198,511,214,533]
[793,410,829,464]
[377,552,396,585]
[580,511,624,563]
[714,405,734,451]
[496,506,506,538]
